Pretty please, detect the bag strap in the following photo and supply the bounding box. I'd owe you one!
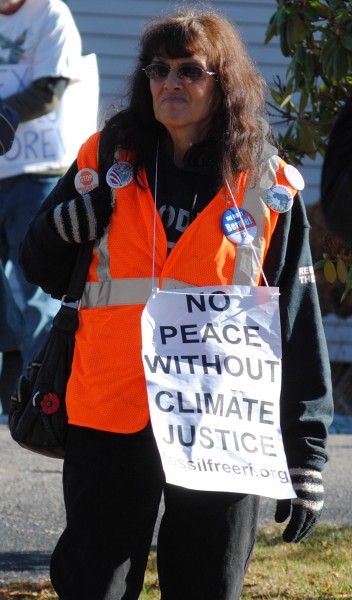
[63,125,111,302]
[64,241,95,302]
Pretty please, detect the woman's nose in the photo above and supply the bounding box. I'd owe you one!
[164,69,182,86]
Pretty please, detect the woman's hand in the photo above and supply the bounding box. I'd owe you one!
[48,187,114,243]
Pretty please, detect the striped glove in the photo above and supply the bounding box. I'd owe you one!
[48,187,114,243]
[275,468,324,543]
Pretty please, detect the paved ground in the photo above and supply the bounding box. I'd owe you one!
[0,418,351,585]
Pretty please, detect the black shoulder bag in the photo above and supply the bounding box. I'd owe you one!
[8,241,93,458]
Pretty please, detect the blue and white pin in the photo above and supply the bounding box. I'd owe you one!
[221,207,257,245]
[106,162,133,188]
[266,185,294,213]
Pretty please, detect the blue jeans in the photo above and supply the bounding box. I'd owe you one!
[0,173,61,363]
[0,261,24,352]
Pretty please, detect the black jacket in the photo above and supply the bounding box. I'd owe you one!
[321,94,352,243]
[20,154,333,472]
[0,97,19,155]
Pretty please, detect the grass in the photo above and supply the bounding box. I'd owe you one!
[0,525,350,599]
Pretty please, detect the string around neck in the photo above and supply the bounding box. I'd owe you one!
[151,142,159,293]
[225,179,269,287]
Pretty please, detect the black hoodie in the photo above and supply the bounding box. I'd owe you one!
[19,136,333,472]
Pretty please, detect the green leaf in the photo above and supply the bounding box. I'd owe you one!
[265,13,279,44]
[299,90,309,113]
[310,1,331,19]
[265,0,352,168]
[340,287,352,303]
[304,52,315,82]
[329,0,346,11]
[320,37,338,71]
[269,88,285,105]
[337,258,348,283]
[314,258,327,270]
[280,93,293,108]
[295,46,306,65]
[340,35,352,50]
[303,6,322,21]
[287,14,307,48]
[324,259,337,283]
[332,46,349,82]
[279,21,291,57]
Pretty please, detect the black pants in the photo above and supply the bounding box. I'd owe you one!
[50,424,260,600]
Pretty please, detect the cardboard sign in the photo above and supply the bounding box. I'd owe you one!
[142,285,295,499]
[0,54,99,176]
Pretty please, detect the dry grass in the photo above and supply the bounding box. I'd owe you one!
[0,525,350,599]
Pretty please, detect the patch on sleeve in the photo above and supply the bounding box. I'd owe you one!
[298,265,316,284]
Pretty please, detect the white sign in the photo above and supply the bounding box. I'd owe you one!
[142,285,295,500]
[0,54,99,177]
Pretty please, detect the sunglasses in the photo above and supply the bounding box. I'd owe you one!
[142,63,216,83]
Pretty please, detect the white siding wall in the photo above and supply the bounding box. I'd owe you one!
[69,0,322,205]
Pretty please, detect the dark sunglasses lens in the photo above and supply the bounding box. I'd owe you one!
[179,66,204,80]
[145,65,169,79]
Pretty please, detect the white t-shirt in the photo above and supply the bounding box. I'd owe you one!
[0,0,82,84]
[0,0,88,176]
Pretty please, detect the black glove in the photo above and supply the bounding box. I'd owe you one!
[0,97,19,155]
[275,468,324,543]
[48,187,114,243]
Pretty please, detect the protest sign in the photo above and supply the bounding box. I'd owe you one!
[0,54,99,177]
[142,285,296,499]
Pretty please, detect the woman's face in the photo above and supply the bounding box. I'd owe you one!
[148,54,218,145]
[0,0,24,13]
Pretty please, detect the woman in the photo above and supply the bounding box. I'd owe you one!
[321,93,352,243]
[20,7,333,600]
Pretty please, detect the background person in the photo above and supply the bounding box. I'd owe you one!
[0,96,18,154]
[20,7,333,600]
[0,0,82,364]
[320,93,352,243]
[0,96,24,415]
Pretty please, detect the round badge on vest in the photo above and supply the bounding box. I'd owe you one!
[221,207,257,245]
[266,185,294,213]
[74,168,99,195]
[284,164,305,190]
[106,162,133,188]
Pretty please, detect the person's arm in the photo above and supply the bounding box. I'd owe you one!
[265,192,333,469]
[0,97,19,154]
[6,1,81,123]
[321,94,352,243]
[264,192,333,542]
[5,76,69,122]
[20,151,113,298]
[19,160,81,298]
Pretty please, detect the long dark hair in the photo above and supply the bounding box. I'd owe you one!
[100,6,271,187]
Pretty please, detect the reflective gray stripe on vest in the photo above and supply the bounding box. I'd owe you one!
[232,155,280,285]
[81,277,196,308]
[81,156,278,308]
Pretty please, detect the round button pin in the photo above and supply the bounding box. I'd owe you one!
[284,164,305,190]
[221,207,257,245]
[106,162,133,188]
[74,168,99,194]
[266,185,294,213]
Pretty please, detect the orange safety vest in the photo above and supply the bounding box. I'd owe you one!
[66,131,298,433]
